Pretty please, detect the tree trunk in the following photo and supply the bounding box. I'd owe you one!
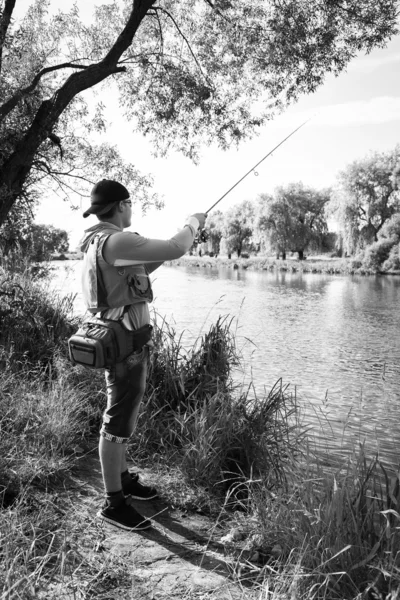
[0,0,155,227]
[282,251,286,260]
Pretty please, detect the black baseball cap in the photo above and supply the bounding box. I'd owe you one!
[83,179,130,218]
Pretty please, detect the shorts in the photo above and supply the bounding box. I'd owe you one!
[100,346,149,443]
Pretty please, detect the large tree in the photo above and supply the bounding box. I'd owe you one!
[329,147,400,255]
[205,210,224,255]
[257,183,330,259]
[223,199,255,257]
[0,0,398,227]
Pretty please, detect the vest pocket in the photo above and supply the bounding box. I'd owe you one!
[126,273,151,298]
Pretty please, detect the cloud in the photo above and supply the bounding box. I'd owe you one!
[347,53,400,73]
[272,96,400,128]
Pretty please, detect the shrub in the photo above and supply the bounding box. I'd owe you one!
[379,212,400,241]
[0,269,78,370]
[361,238,395,270]
[382,242,400,271]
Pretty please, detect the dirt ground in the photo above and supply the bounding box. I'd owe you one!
[62,456,262,600]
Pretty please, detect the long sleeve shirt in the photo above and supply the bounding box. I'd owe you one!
[80,217,200,329]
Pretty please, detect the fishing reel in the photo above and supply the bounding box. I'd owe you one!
[193,228,208,247]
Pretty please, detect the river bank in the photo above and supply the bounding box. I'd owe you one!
[52,251,400,276]
[1,266,400,599]
[164,254,400,275]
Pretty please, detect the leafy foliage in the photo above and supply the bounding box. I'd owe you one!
[0,0,398,224]
[361,212,400,271]
[330,147,400,255]
[257,183,330,259]
[223,200,255,257]
[204,209,224,255]
[22,223,69,261]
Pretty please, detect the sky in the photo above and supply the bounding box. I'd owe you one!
[30,1,400,250]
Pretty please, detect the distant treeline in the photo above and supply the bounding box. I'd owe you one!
[1,147,400,273]
[199,146,400,272]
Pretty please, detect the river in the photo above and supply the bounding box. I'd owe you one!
[51,260,400,468]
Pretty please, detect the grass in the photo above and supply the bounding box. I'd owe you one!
[1,267,400,599]
[133,314,302,507]
[0,265,78,369]
[220,446,400,599]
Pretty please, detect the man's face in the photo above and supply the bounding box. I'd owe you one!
[121,199,132,228]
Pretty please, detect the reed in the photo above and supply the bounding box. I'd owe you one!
[0,267,78,370]
[211,435,400,599]
[1,268,400,598]
[133,314,303,505]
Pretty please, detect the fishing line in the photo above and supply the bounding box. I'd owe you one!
[204,115,314,215]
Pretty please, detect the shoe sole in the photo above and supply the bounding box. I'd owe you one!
[97,510,152,531]
[127,493,158,501]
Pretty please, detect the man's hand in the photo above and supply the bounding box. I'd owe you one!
[191,213,207,230]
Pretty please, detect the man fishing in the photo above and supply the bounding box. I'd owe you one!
[80,179,206,531]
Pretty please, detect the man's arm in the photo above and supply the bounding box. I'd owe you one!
[103,216,202,266]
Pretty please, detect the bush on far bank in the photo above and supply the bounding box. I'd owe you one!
[359,213,400,272]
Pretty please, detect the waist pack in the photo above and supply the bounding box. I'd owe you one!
[68,317,153,369]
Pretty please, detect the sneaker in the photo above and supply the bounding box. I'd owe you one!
[97,499,152,531]
[122,473,158,501]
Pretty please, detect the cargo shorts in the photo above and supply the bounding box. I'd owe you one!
[100,346,149,443]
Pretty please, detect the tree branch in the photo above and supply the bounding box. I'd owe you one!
[151,6,213,88]
[0,0,156,225]
[0,62,91,124]
[0,0,16,73]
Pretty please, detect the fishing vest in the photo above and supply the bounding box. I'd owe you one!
[81,228,153,314]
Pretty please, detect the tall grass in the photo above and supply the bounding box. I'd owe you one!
[211,440,400,599]
[0,266,78,369]
[2,268,400,599]
[133,316,302,504]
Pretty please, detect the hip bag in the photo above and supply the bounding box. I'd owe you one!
[68,316,153,369]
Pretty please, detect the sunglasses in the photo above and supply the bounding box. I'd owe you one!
[122,200,132,206]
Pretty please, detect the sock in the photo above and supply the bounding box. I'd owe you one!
[121,469,133,486]
[106,490,124,508]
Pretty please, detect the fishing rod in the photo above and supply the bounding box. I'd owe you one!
[197,115,313,242]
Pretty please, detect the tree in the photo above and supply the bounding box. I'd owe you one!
[362,212,400,271]
[223,200,255,258]
[22,224,69,261]
[256,192,290,258]
[257,183,330,260]
[206,210,224,255]
[0,191,39,256]
[329,147,400,255]
[0,0,397,227]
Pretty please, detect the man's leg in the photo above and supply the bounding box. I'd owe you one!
[118,348,158,500]
[99,436,126,493]
[97,353,152,530]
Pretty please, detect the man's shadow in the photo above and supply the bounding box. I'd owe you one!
[76,454,258,589]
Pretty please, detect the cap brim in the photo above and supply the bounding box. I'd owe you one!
[82,201,117,218]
